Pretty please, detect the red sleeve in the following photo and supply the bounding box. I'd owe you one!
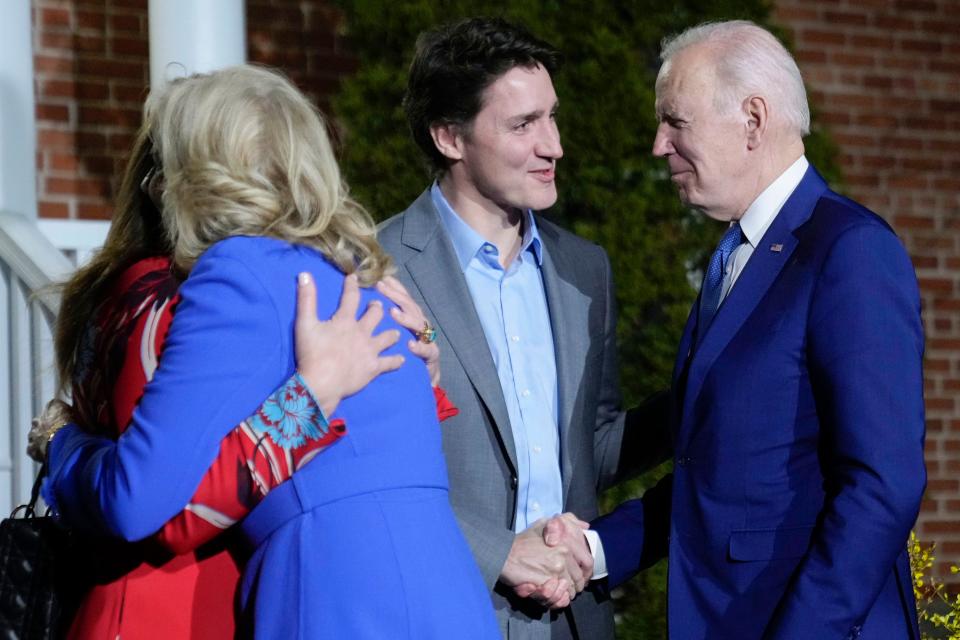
[433,386,460,422]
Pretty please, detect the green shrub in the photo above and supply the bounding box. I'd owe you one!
[911,532,960,639]
[330,1,841,635]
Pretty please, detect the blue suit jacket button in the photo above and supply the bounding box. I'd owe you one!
[846,624,862,639]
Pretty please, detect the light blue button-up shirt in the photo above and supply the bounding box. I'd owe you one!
[432,183,561,532]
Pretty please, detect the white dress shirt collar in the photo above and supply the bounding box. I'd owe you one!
[737,155,809,249]
[718,156,810,300]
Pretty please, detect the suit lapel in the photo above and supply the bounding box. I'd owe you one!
[681,168,829,440]
[399,192,518,471]
[673,299,699,387]
[669,298,700,444]
[537,222,590,500]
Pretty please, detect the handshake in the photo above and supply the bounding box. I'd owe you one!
[499,513,596,610]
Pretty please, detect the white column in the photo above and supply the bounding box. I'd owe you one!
[0,0,38,220]
[148,0,246,90]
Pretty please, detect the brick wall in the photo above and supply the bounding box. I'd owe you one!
[32,0,960,583]
[773,0,960,583]
[32,0,354,221]
[246,0,356,110]
[33,0,150,221]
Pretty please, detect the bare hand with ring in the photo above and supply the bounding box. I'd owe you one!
[377,276,441,387]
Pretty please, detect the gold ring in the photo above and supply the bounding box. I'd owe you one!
[415,321,437,344]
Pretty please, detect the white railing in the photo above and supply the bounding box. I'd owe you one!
[0,211,98,515]
[37,219,112,268]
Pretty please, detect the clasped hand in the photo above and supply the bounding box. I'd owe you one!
[500,513,593,610]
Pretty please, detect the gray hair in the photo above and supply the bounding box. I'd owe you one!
[659,20,810,136]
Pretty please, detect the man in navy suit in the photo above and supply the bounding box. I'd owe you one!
[571,20,925,639]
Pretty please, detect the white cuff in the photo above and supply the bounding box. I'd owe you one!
[583,529,608,580]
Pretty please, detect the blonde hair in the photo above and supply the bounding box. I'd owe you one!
[147,64,391,283]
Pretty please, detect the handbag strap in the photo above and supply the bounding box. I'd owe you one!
[29,461,48,513]
[10,462,48,518]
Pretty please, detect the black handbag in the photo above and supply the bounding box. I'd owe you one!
[0,464,83,639]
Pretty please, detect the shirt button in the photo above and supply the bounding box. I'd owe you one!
[511,335,520,342]
[532,445,542,454]
[531,501,541,511]
[521,389,531,397]
[483,245,495,254]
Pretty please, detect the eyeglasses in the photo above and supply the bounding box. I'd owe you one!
[140,163,164,209]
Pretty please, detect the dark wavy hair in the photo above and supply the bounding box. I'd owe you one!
[403,16,562,175]
[54,122,171,395]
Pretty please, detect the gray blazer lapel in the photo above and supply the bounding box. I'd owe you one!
[400,192,518,472]
[538,222,590,500]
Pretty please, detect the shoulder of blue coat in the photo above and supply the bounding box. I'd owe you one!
[197,236,340,279]
[800,190,904,260]
[191,236,352,327]
[199,235,293,262]
[815,190,896,235]
[803,190,918,288]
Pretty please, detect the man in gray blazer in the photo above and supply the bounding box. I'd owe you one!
[378,17,667,640]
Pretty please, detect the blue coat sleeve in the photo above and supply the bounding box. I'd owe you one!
[764,223,926,638]
[591,472,672,587]
[45,246,290,540]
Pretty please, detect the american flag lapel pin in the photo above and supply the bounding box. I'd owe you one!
[770,243,783,252]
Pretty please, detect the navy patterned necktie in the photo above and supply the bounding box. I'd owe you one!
[698,221,743,334]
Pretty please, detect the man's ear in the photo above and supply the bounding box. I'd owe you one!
[743,95,769,150]
[429,123,464,162]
